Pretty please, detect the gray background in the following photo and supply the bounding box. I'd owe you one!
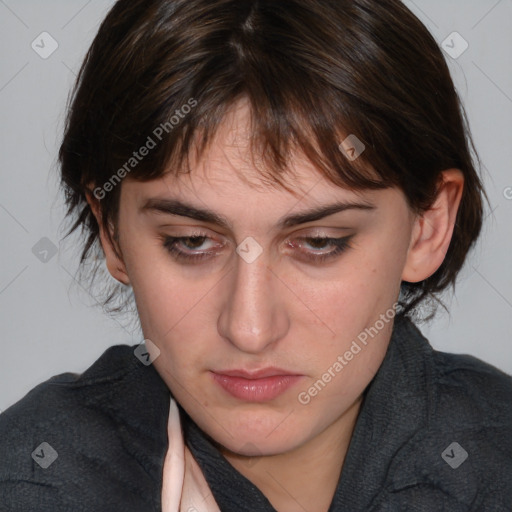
[1,0,511,412]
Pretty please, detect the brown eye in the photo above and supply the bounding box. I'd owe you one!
[290,235,354,263]
[162,233,220,263]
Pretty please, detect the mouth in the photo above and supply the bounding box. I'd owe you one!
[210,368,304,402]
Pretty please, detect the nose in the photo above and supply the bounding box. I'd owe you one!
[217,250,289,354]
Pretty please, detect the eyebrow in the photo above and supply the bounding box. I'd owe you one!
[140,197,376,230]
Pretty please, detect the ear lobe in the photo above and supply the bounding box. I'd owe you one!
[85,189,130,286]
[402,169,464,283]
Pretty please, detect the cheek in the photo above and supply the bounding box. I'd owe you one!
[290,238,403,371]
[126,257,222,374]
[297,247,399,329]
[293,272,396,417]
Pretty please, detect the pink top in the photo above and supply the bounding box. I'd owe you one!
[161,397,222,511]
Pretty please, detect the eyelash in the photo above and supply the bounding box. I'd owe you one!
[162,232,353,264]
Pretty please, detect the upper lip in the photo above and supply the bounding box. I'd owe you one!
[212,367,301,379]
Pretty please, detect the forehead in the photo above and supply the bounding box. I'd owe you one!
[123,151,375,215]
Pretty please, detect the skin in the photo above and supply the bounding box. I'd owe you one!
[87,99,464,512]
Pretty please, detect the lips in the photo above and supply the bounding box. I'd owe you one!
[210,368,303,402]
[215,367,300,379]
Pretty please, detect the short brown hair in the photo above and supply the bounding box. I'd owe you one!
[59,0,487,322]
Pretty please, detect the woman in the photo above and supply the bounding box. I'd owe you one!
[1,0,511,510]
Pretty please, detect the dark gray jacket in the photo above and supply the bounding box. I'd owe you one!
[1,315,511,511]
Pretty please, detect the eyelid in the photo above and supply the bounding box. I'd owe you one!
[288,233,354,253]
[160,228,352,246]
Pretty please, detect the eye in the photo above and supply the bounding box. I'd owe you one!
[162,233,223,263]
[289,235,353,263]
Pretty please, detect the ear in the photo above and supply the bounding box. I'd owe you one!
[85,189,130,286]
[402,169,464,283]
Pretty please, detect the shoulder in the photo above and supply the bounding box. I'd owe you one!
[390,332,512,510]
[430,347,512,434]
[0,344,170,512]
[396,316,512,430]
[433,349,512,489]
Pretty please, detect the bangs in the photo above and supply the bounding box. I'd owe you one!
[142,92,390,196]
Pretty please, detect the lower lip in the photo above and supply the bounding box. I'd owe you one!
[211,373,303,402]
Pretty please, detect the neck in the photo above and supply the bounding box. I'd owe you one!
[219,395,363,512]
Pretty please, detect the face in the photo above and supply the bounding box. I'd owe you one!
[110,100,416,458]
